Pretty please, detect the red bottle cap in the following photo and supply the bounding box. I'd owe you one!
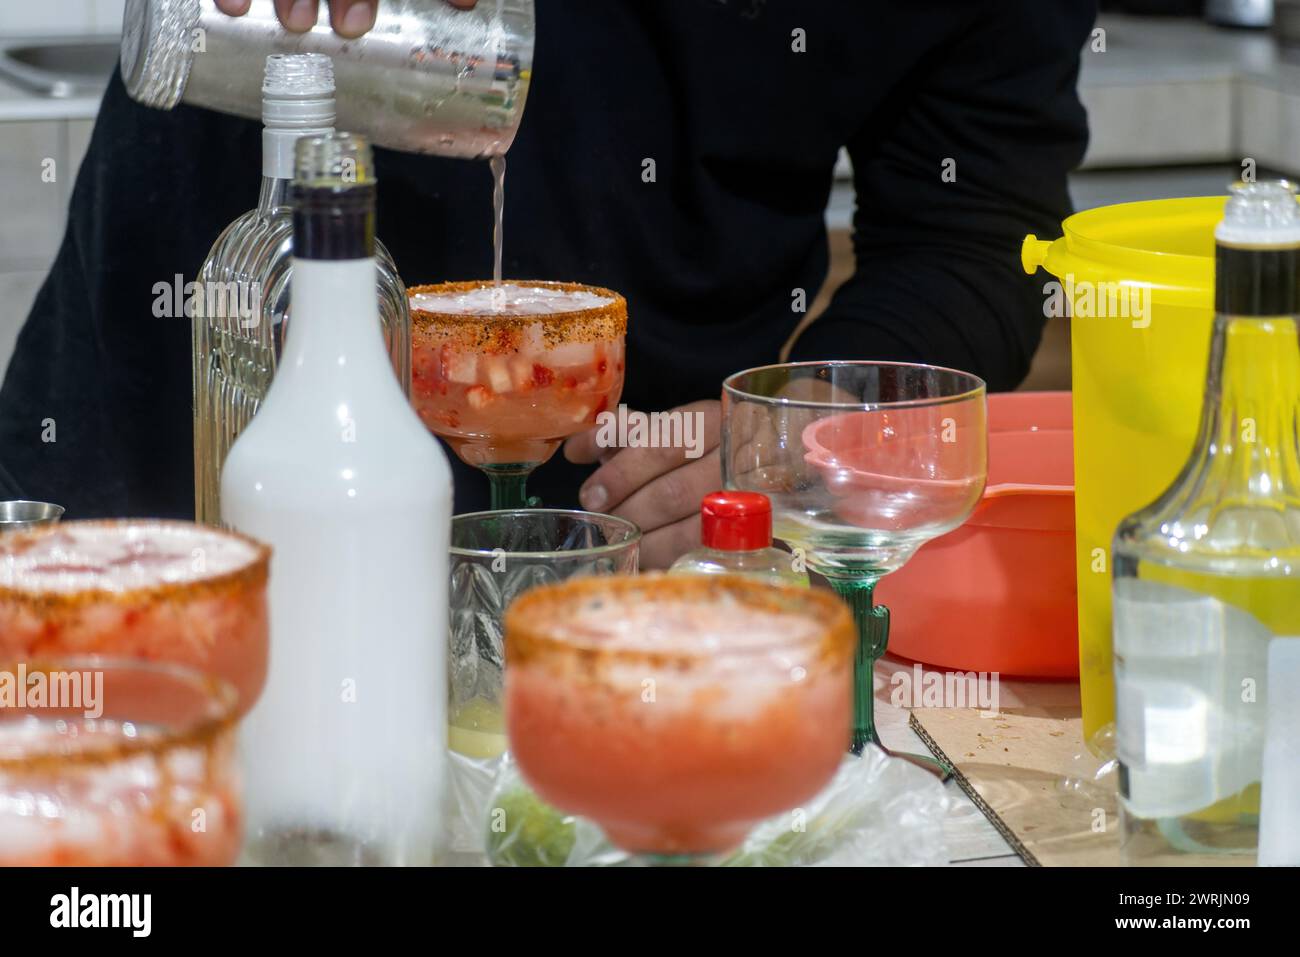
[700,491,772,552]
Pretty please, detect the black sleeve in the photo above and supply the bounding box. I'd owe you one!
[0,71,258,517]
[789,0,1096,392]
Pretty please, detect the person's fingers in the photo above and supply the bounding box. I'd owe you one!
[214,0,252,16]
[578,443,686,512]
[607,449,720,536]
[635,515,700,571]
[273,0,320,32]
[329,0,378,38]
[576,400,720,512]
[563,426,614,466]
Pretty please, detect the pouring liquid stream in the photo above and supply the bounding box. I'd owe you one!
[491,154,506,301]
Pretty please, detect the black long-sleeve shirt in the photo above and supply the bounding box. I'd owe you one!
[0,0,1095,517]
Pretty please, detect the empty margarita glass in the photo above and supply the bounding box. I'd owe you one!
[722,361,987,769]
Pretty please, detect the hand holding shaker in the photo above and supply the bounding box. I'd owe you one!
[120,0,534,157]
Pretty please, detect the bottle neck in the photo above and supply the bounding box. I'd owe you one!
[256,175,289,214]
[282,183,385,370]
[1191,312,1300,494]
[258,98,335,213]
[293,184,376,260]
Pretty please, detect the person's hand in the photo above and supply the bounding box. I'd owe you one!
[214,1,477,40]
[563,400,722,570]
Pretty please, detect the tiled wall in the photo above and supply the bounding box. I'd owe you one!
[0,118,94,380]
[1,0,126,37]
[0,1,119,378]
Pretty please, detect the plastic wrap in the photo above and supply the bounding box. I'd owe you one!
[442,745,951,867]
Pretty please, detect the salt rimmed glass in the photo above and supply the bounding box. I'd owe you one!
[0,520,270,715]
[409,281,627,509]
[0,657,241,866]
[504,573,854,863]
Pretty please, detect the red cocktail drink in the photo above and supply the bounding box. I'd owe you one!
[0,521,270,715]
[408,282,626,505]
[505,574,854,858]
[0,659,241,866]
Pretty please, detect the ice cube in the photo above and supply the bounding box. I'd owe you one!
[509,355,534,390]
[545,341,597,368]
[485,357,513,393]
[445,351,478,384]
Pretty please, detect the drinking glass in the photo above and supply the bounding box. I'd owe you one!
[410,281,627,509]
[504,574,855,863]
[449,509,640,757]
[0,519,271,716]
[722,361,987,770]
[0,657,242,866]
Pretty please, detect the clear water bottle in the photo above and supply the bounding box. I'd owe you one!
[1112,180,1300,866]
[670,491,807,588]
[192,53,410,525]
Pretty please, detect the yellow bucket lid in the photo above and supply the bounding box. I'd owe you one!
[1022,196,1225,311]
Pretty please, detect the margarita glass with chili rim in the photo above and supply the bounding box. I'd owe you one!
[722,361,987,773]
[504,573,854,862]
[0,520,271,716]
[408,280,627,509]
[0,657,242,866]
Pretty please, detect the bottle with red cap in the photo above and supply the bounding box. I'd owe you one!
[669,491,808,587]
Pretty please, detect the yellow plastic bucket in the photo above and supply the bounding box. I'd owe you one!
[1022,196,1224,747]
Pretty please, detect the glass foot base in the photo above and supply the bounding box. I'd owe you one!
[852,725,952,781]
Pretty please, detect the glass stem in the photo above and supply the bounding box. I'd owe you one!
[824,576,888,755]
[484,465,538,510]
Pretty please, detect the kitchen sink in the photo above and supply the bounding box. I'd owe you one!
[0,38,118,98]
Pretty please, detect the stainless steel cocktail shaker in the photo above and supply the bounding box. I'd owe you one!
[121,0,533,157]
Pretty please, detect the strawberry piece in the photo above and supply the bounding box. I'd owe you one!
[532,363,555,387]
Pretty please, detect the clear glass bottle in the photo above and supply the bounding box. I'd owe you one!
[1112,180,1300,866]
[193,53,410,526]
[222,132,453,866]
[670,491,807,587]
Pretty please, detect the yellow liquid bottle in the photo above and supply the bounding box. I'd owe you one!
[1112,181,1300,865]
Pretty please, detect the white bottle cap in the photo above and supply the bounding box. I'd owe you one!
[262,54,336,181]
[1215,180,1300,246]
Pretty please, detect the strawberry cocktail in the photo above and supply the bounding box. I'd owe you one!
[0,520,270,715]
[504,574,854,859]
[0,659,242,866]
[409,281,627,508]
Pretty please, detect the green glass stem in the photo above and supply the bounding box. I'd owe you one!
[483,464,540,510]
[823,575,888,756]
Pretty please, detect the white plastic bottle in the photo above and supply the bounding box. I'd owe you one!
[222,132,453,865]
[670,491,807,587]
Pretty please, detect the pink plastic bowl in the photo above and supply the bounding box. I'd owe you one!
[873,392,1078,678]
